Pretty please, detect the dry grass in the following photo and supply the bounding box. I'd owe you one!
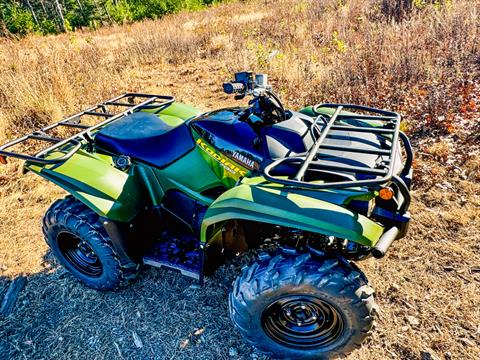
[0,0,479,359]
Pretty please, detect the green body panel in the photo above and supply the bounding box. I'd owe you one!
[299,106,356,118]
[25,102,202,221]
[300,106,383,128]
[239,177,376,206]
[142,101,202,122]
[191,129,250,189]
[153,147,224,205]
[27,150,152,222]
[147,107,233,205]
[201,177,384,247]
[152,127,252,202]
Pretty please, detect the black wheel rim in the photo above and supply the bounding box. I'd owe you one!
[57,232,103,277]
[261,295,344,349]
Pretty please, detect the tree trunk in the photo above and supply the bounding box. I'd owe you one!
[39,0,47,13]
[24,0,40,27]
[76,0,84,12]
[54,0,67,32]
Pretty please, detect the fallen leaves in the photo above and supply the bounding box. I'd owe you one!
[179,327,206,350]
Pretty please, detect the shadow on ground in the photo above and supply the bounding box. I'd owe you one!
[0,251,265,360]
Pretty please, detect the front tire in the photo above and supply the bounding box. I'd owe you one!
[42,197,139,290]
[229,251,375,359]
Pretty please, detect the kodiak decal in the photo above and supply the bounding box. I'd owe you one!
[196,138,248,177]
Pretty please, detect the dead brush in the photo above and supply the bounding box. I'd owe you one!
[465,156,480,182]
[379,0,453,22]
[0,0,478,141]
[424,140,450,162]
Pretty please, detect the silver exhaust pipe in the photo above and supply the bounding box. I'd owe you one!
[372,226,400,258]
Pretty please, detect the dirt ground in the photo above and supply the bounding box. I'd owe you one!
[1,1,479,359]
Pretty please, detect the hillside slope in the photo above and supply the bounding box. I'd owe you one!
[0,0,479,359]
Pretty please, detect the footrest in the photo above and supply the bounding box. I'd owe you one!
[143,233,201,281]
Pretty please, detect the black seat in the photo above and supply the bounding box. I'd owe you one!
[94,112,195,168]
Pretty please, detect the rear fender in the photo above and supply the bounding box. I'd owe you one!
[201,183,384,247]
[26,150,161,222]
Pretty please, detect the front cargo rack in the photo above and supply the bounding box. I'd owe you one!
[263,103,413,211]
[0,93,174,165]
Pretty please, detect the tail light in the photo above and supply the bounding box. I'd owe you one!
[378,187,394,201]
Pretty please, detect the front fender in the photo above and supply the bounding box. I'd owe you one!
[201,183,384,247]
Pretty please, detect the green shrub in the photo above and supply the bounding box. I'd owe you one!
[2,4,38,36]
[0,0,225,37]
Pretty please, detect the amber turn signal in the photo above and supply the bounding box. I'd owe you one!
[379,187,394,201]
[0,155,7,165]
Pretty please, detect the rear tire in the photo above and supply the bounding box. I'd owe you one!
[42,196,139,290]
[229,251,375,359]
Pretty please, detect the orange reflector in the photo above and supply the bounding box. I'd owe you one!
[379,187,394,201]
[0,156,7,165]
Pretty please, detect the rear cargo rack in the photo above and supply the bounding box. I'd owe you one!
[0,93,175,165]
[263,103,413,211]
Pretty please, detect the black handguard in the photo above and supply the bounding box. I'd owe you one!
[223,82,246,95]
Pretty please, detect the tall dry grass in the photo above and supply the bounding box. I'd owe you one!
[0,0,478,144]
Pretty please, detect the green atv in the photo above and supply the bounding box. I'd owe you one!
[0,72,412,359]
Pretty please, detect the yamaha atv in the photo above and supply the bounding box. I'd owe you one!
[0,72,412,359]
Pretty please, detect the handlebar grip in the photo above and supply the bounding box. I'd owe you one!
[223,82,246,94]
